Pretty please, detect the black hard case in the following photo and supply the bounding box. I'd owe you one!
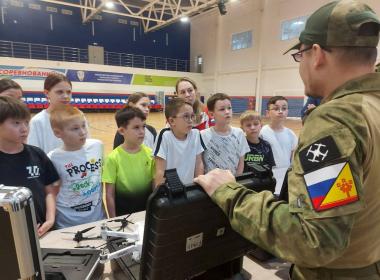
[139,172,275,279]
[0,185,45,280]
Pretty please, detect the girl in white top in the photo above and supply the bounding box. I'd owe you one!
[28,73,73,153]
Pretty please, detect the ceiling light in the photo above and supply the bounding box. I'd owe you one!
[105,1,114,9]
[180,16,189,23]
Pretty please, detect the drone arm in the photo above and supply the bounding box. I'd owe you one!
[99,243,142,264]
[100,223,139,240]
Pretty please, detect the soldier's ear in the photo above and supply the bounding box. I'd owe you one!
[312,44,327,69]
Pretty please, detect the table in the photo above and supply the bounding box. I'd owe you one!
[40,212,288,280]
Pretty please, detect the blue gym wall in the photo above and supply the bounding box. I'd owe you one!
[0,0,190,60]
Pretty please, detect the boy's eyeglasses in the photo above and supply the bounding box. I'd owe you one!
[269,107,288,112]
[174,113,196,122]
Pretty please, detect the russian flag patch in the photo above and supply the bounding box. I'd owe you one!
[304,162,359,211]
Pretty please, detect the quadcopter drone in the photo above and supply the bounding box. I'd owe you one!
[60,216,144,264]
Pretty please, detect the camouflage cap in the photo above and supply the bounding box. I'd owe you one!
[284,0,380,54]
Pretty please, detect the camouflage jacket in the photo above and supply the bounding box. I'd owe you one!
[212,73,380,269]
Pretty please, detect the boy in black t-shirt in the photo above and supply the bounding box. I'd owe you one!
[240,110,275,173]
[0,96,59,237]
[240,110,275,261]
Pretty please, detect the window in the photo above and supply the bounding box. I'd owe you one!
[10,0,23,7]
[130,20,139,26]
[29,4,41,10]
[118,18,128,25]
[196,55,203,73]
[46,6,58,13]
[61,9,73,15]
[281,16,308,41]
[231,30,252,51]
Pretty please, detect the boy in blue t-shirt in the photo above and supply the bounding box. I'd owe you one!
[240,110,275,173]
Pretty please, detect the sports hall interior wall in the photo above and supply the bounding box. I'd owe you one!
[0,0,190,60]
[0,57,316,117]
[190,0,380,115]
[0,57,203,111]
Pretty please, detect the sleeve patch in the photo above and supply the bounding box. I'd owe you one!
[304,162,359,212]
[299,136,341,172]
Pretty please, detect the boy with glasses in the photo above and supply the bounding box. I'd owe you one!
[260,96,297,194]
[201,93,250,175]
[154,98,205,186]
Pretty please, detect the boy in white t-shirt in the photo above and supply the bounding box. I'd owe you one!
[48,105,105,229]
[260,96,298,194]
[201,93,250,175]
[154,98,205,186]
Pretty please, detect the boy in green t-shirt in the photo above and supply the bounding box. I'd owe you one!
[102,106,155,217]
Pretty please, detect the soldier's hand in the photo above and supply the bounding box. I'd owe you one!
[194,168,236,196]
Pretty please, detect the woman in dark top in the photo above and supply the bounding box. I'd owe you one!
[113,92,157,149]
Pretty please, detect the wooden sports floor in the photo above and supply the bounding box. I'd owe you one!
[86,112,303,155]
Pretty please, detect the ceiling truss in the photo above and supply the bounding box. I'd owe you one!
[40,0,219,32]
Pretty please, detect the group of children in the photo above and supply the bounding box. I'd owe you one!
[0,74,297,237]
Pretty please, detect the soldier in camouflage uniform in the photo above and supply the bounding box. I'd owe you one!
[194,1,380,279]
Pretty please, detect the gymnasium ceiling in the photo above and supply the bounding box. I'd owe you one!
[39,0,220,32]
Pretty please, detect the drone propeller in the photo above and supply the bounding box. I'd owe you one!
[108,215,134,231]
[109,214,132,223]
[61,226,99,243]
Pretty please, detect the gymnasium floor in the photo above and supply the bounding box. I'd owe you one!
[86,112,302,280]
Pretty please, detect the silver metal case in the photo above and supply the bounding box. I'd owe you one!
[0,185,45,280]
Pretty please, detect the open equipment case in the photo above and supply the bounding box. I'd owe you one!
[0,185,103,280]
